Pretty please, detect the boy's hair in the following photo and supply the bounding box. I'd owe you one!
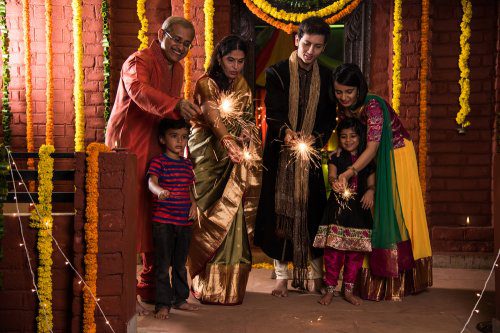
[297,16,330,43]
[158,118,191,143]
[336,117,367,155]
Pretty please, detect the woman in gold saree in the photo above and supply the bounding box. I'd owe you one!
[188,35,262,305]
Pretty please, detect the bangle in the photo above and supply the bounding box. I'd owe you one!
[366,185,375,192]
[220,134,234,143]
[328,176,337,184]
[347,165,358,176]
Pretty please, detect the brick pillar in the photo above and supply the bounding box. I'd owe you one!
[72,152,137,333]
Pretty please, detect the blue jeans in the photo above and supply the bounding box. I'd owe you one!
[152,222,192,311]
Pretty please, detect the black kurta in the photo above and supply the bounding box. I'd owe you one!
[254,60,337,261]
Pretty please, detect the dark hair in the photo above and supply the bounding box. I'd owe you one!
[158,118,190,143]
[297,17,330,43]
[332,63,368,110]
[207,35,247,92]
[336,117,367,155]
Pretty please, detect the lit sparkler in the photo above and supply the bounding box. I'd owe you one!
[334,185,357,210]
[241,145,261,169]
[207,86,252,128]
[289,135,321,167]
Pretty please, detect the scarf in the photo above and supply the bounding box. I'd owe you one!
[275,50,321,289]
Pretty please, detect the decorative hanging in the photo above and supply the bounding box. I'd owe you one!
[102,0,111,127]
[83,143,111,333]
[45,0,53,145]
[29,144,55,333]
[137,0,148,50]
[72,0,85,151]
[183,0,192,98]
[204,0,214,71]
[242,0,362,34]
[456,0,472,131]
[418,0,429,203]
[0,0,11,146]
[391,0,402,114]
[22,0,34,158]
[0,145,7,288]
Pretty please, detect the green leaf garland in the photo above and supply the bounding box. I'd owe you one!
[0,0,11,146]
[102,0,111,128]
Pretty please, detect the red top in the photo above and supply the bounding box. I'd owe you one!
[105,40,184,252]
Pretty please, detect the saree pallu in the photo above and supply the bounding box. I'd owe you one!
[188,76,262,305]
[358,95,432,301]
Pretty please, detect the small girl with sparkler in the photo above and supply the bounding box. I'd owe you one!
[313,117,375,306]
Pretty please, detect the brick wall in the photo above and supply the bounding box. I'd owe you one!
[72,152,136,332]
[370,0,497,252]
[4,0,106,152]
[0,215,74,332]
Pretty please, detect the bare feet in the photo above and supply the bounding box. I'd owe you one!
[174,302,199,311]
[154,307,170,320]
[136,296,150,316]
[344,291,362,306]
[318,292,334,306]
[271,279,288,297]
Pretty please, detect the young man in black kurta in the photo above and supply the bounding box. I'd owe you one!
[254,17,337,296]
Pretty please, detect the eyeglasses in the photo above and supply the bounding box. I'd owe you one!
[163,30,193,50]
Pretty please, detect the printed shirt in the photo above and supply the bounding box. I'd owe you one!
[147,154,195,226]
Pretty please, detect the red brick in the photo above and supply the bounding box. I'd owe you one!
[432,227,465,240]
[464,227,494,241]
[97,274,123,296]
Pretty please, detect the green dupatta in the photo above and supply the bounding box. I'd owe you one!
[368,94,409,249]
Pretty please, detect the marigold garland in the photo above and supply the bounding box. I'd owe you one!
[391,0,402,115]
[101,0,111,127]
[83,142,111,333]
[183,0,192,98]
[203,0,214,71]
[242,0,362,34]
[137,0,148,50]
[418,0,429,202]
[249,0,352,23]
[45,0,53,145]
[0,0,11,146]
[456,0,472,129]
[22,0,34,165]
[72,0,85,151]
[29,144,55,333]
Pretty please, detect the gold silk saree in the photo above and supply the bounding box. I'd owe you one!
[188,75,262,305]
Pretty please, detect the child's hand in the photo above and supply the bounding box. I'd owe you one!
[158,189,170,200]
[188,202,198,221]
[360,189,374,209]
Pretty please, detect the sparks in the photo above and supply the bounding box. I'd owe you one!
[334,185,357,210]
[207,86,252,129]
[241,146,261,169]
[289,135,321,167]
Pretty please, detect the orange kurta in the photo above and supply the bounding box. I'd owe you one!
[105,40,183,253]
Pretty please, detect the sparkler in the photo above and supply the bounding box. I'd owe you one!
[241,145,262,169]
[334,185,356,210]
[288,135,321,168]
[207,86,252,128]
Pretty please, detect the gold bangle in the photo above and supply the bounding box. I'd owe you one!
[220,134,234,143]
[366,185,375,191]
[348,165,358,176]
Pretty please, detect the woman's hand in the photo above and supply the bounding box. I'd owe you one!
[158,189,170,200]
[221,136,243,164]
[360,189,374,209]
[331,179,344,193]
[336,170,353,189]
[188,202,198,221]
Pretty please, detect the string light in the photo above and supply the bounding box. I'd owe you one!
[460,248,500,332]
[4,146,116,333]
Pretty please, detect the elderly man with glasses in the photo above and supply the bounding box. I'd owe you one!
[105,16,202,314]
